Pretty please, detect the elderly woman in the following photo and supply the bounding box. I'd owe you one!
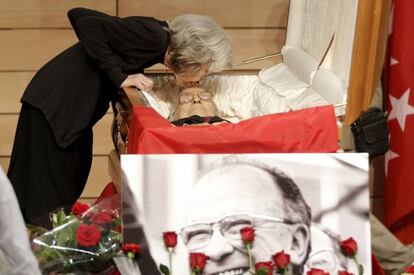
[8,7,232,225]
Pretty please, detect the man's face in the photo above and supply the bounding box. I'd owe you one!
[305,227,358,274]
[172,87,218,120]
[184,164,309,275]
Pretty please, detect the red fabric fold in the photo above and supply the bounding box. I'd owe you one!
[127,106,338,154]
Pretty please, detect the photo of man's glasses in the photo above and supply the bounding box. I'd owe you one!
[178,92,213,104]
[180,213,295,252]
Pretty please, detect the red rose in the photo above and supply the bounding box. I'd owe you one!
[122,243,141,254]
[338,271,354,275]
[114,224,122,233]
[255,261,273,275]
[405,265,414,273]
[340,237,358,257]
[240,226,255,245]
[76,223,101,247]
[189,252,209,272]
[273,250,290,270]
[122,243,141,259]
[71,201,90,217]
[306,268,329,275]
[163,231,178,248]
[91,211,113,225]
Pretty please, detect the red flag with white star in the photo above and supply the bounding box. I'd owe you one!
[384,0,414,244]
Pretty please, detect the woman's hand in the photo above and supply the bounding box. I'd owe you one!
[120,73,154,91]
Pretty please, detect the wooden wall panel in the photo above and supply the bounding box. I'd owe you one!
[0,0,116,28]
[0,72,34,113]
[0,157,9,172]
[0,114,113,156]
[93,114,114,155]
[80,156,111,198]
[0,30,77,71]
[0,72,114,114]
[0,29,285,72]
[0,115,17,156]
[0,155,109,200]
[119,0,289,28]
[229,29,285,69]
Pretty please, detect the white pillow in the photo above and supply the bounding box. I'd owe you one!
[141,90,171,118]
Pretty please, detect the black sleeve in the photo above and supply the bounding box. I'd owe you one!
[67,7,112,40]
[67,8,128,86]
[75,16,129,86]
[67,8,167,88]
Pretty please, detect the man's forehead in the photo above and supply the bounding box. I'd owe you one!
[181,87,209,94]
[186,165,286,222]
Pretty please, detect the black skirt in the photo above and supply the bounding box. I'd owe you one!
[7,103,93,223]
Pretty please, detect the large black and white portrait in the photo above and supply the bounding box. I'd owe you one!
[121,153,370,274]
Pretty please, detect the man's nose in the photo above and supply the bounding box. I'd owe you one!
[204,228,234,261]
[192,94,201,103]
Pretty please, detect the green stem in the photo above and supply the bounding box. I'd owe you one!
[353,256,363,275]
[127,251,134,259]
[168,248,173,275]
[246,243,254,274]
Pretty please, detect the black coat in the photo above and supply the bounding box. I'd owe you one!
[22,8,169,147]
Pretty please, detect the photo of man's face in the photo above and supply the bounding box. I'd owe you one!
[121,154,371,275]
[184,164,309,275]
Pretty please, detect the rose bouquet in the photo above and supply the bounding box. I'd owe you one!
[33,196,122,274]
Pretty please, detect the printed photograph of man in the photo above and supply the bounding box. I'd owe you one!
[181,160,311,274]
[121,153,370,275]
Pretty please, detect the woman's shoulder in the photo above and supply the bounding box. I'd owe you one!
[124,16,167,29]
[123,16,169,46]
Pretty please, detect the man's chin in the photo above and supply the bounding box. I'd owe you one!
[207,267,250,275]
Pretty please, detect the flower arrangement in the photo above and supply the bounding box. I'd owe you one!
[156,224,364,275]
[33,197,122,274]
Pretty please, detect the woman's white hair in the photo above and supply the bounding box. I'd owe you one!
[167,14,233,74]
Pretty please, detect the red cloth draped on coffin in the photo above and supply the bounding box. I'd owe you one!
[127,105,338,154]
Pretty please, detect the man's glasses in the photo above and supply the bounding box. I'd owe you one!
[179,92,213,104]
[180,213,294,252]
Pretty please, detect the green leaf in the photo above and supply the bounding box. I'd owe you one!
[56,209,67,225]
[159,263,170,275]
[257,269,268,275]
[358,263,364,275]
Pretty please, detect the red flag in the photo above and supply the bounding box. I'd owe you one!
[385,0,414,244]
[127,106,338,154]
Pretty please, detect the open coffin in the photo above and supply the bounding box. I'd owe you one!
[111,0,363,157]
